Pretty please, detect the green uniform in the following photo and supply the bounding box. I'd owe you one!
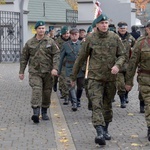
[117,32,135,95]
[125,36,150,127]
[55,36,69,98]
[71,30,126,127]
[19,35,59,108]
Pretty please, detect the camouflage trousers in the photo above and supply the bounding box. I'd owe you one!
[59,67,68,98]
[88,79,116,127]
[138,75,150,127]
[29,72,53,108]
[116,72,126,95]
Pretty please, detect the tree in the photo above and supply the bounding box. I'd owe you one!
[65,0,78,10]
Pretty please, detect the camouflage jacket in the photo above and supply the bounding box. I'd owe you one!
[118,32,136,72]
[55,36,70,50]
[19,35,60,74]
[71,30,126,82]
[125,36,150,86]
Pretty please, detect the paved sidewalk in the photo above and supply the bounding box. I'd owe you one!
[0,63,150,150]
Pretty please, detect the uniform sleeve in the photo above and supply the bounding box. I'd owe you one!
[58,45,66,75]
[51,40,60,71]
[70,39,90,81]
[115,36,126,69]
[125,41,141,86]
[19,43,29,74]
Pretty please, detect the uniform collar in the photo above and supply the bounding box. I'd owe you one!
[70,40,79,45]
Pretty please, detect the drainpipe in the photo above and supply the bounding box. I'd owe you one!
[19,0,24,51]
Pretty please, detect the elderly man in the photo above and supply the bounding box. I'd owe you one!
[58,28,84,111]
[70,14,126,145]
[116,22,135,108]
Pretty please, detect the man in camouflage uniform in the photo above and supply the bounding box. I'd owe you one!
[19,21,59,123]
[55,26,70,104]
[125,21,150,141]
[70,14,126,146]
[58,28,84,111]
[116,22,136,108]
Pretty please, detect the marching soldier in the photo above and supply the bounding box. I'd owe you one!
[19,21,59,123]
[55,26,70,104]
[125,21,150,141]
[70,14,126,146]
[116,22,136,108]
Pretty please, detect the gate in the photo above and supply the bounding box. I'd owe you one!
[0,11,21,62]
[66,9,78,28]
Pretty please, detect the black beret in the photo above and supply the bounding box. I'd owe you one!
[96,14,109,24]
[118,22,128,28]
[34,21,45,29]
[70,28,79,34]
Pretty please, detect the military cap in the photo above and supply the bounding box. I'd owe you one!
[96,14,109,24]
[61,26,69,35]
[92,19,97,28]
[118,22,128,28]
[79,28,86,32]
[70,28,79,34]
[109,24,116,32]
[45,31,49,35]
[34,21,45,29]
[49,26,54,32]
[87,26,93,33]
[145,21,150,27]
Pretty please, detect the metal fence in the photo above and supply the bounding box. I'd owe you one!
[0,11,21,62]
[66,9,78,28]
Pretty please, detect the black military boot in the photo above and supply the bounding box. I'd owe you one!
[95,125,106,145]
[53,76,58,92]
[147,127,150,141]
[76,89,83,107]
[41,107,49,120]
[88,100,92,111]
[125,91,129,103]
[103,122,111,140]
[63,96,69,105]
[119,95,126,108]
[53,83,57,92]
[140,101,145,113]
[31,107,40,123]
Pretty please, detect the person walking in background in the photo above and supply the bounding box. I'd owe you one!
[130,25,141,40]
[19,21,60,123]
[70,14,126,146]
[58,28,84,111]
[125,21,150,141]
[116,22,136,108]
[55,26,70,105]
[78,28,86,41]
[130,25,144,113]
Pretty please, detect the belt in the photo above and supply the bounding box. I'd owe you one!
[66,61,74,64]
[138,69,150,75]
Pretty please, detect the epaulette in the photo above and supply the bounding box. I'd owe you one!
[136,36,145,42]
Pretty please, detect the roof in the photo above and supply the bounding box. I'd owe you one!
[28,0,72,23]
